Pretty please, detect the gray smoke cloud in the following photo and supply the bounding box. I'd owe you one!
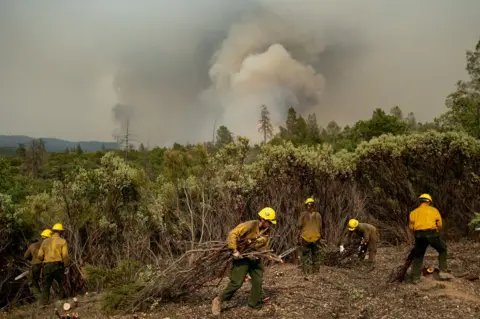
[1,0,479,146]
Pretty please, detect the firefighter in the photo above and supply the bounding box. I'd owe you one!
[409,194,453,282]
[211,207,279,315]
[297,197,323,273]
[24,229,52,297]
[38,223,69,305]
[340,219,379,264]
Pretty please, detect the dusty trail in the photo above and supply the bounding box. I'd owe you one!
[3,243,480,319]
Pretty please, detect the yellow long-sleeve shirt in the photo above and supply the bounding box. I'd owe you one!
[24,241,42,265]
[297,211,322,242]
[38,233,69,265]
[409,203,443,231]
[227,220,269,252]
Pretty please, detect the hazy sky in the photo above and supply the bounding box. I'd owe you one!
[0,0,479,145]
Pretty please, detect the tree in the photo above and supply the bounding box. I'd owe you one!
[285,107,298,136]
[276,107,310,145]
[258,105,274,143]
[390,106,403,120]
[326,121,341,148]
[306,113,321,144]
[139,143,152,180]
[352,109,407,142]
[441,39,480,138]
[215,125,234,148]
[25,139,46,178]
[295,116,308,143]
[76,144,83,155]
[405,112,417,131]
[16,144,26,158]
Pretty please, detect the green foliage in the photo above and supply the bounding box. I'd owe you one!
[441,39,480,138]
[85,260,142,290]
[0,193,20,235]
[351,109,408,142]
[215,125,233,148]
[469,212,480,229]
[1,38,480,310]
[102,282,144,313]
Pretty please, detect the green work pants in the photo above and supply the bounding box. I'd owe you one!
[220,258,263,309]
[300,240,321,273]
[29,263,42,297]
[40,262,65,305]
[411,230,447,281]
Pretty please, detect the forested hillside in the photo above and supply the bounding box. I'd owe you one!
[1,40,480,314]
[0,135,119,156]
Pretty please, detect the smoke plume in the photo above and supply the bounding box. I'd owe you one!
[1,0,480,146]
[205,8,327,138]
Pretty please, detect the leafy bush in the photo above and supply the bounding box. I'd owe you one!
[85,260,143,291]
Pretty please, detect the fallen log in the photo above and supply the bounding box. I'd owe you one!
[387,246,414,283]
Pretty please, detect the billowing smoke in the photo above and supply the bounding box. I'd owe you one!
[204,8,327,138]
[1,1,480,146]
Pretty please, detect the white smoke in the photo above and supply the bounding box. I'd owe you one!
[206,8,327,140]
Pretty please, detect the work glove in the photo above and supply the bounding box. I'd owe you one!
[64,267,69,275]
[339,245,345,253]
[232,250,243,259]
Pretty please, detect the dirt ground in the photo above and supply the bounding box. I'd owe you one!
[3,242,480,319]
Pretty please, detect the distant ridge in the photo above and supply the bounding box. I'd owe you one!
[0,135,120,154]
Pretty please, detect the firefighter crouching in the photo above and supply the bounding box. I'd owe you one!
[340,219,379,264]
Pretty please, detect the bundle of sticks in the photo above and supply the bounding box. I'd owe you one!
[321,243,361,267]
[387,246,414,283]
[126,238,280,312]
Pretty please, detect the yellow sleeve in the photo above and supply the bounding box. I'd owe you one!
[408,211,415,231]
[24,245,32,260]
[227,222,251,251]
[62,241,69,266]
[255,236,270,250]
[434,209,443,230]
[38,243,45,261]
[318,213,322,235]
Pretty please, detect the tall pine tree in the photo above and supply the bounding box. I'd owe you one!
[258,105,274,143]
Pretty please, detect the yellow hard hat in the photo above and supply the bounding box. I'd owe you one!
[419,194,432,202]
[41,229,52,238]
[305,198,315,205]
[52,223,64,231]
[258,207,277,225]
[348,219,359,231]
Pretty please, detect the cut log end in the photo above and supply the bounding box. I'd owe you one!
[63,303,71,311]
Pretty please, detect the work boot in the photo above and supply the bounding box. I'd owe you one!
[439,271,453,280]
[211,296,221,315]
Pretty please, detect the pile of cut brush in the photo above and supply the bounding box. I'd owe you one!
[321,244,360,267]
[119,240,278,313]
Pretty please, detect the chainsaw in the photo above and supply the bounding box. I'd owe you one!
[278,246,299,259]
[15,270,29,281]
